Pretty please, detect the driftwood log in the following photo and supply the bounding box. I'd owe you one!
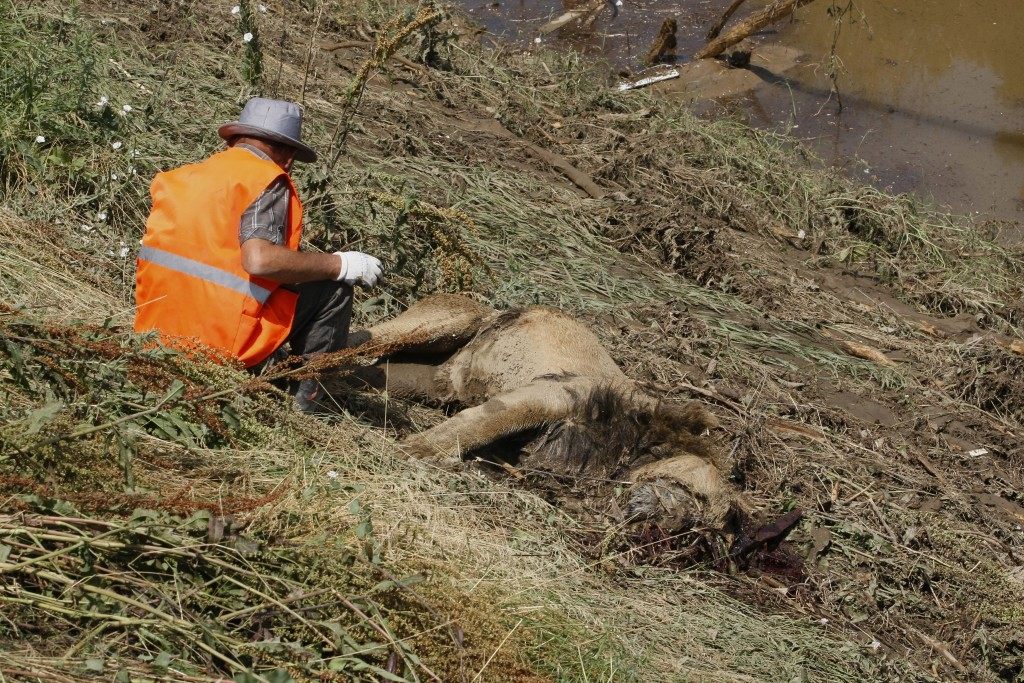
[696,0,819,60]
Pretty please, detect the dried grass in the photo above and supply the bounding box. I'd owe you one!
[1,0,1023,680]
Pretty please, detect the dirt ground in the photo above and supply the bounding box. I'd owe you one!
[4,0,1023,680]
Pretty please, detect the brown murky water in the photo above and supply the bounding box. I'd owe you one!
[461,0,1024,228]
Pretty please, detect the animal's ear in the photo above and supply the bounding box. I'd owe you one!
[726,493,756,531]
[662,401,719,434]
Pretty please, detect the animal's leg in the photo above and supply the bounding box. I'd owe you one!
[332,359,451,403]
[348,294,493,354]
[402,380,576,460]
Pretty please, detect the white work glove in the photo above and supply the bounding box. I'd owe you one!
[334,251,383,287]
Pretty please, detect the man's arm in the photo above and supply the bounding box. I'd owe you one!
[236,175,380,286]
[241,238,341,283]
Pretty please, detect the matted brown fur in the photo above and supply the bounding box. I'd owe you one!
[523,384,717,479]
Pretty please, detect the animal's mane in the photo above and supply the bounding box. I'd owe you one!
[522,385,717,480]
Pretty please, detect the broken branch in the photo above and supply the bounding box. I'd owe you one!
[538,0,609,35]
[696,0,819,60]
[705,0,750,41]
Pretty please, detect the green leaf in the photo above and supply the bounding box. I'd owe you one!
[398,573,425,588]
[162,379,186,402]
[24,400,65,435]
[0,544,11,562]
[153,651,172,668]
[355,520,372,540]
[147,414,178,438]
[221,403,241,430]
[265,669,295,683]
[84,658,104,672]
[166,409,201,440]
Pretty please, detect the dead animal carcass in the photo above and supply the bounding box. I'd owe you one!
[344,294,746,539]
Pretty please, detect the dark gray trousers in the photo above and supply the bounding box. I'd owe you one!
[251,280,352,408]
[285,280,354,356]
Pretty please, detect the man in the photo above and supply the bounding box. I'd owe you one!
[134,97,381,409]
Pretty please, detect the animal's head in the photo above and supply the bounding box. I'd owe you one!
[522,385,743,534]
[622,454,738,533]
[618,399,746,537]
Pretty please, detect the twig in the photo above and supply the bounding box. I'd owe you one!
[908,626,966,672]
[321,40,430,76]
[706,0,749,41]
[299,1,326,105]
[866,495,898,544]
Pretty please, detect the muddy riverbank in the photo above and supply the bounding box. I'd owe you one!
[463,0,1024,233]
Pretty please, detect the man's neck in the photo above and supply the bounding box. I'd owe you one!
[235,143,273,163]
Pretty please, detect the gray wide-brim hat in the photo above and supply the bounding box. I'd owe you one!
[218,97,317,163]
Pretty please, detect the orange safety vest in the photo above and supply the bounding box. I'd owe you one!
[134,146,303,367]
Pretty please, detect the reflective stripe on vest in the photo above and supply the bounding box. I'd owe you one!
[138,245,272,305]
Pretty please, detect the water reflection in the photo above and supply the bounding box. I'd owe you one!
[769,0,1024,223]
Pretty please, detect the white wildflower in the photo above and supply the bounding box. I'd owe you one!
[97,95,109,107]
[533,37,541,44]
[80,224,93,233]
[231,5,240,13]
[118,242,130,258]
[326,470,339,479]
[259,4,267,12]
[870,640,881,651]
[797,229,806,240]
[242,32,253,43]
[122,104,133,113]
[97,211,108,221]
[34,135,46,144]
[112,141,123,150]
[819,618,829,625]
[111,173,119,180]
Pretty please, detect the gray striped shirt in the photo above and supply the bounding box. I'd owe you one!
[237,144,290,246]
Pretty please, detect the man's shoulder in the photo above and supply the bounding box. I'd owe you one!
[202,147,287,184]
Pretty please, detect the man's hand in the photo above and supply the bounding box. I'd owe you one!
[241,238,346,283]
[335,251,383,288]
